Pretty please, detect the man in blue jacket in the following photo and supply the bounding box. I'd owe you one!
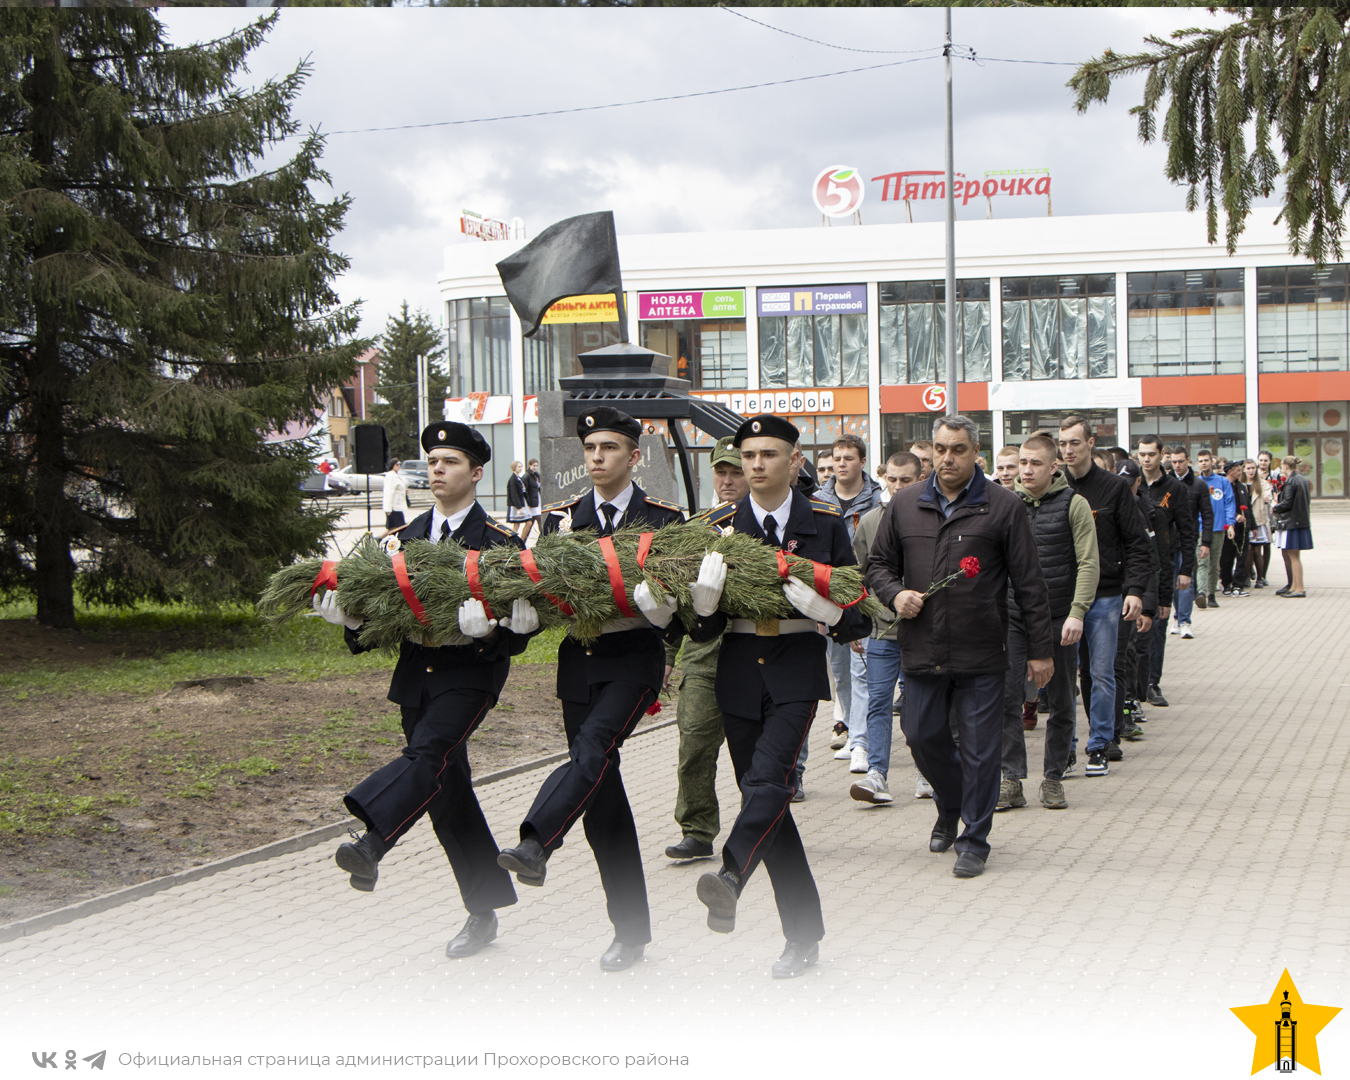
[1195,449,1236,610]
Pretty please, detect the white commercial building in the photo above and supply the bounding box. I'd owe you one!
[438,210,1350,510]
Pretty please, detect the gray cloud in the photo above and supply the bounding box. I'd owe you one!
[161,7,1246,338]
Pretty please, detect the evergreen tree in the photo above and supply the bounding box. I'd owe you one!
[0,11,367,628]
[1071,7,1350,263]
[366,302,449,462]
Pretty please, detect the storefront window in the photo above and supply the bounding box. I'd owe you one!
[1001,275,1116,381]
[447,297,511,397]
[1256,265,1349,374]
[522,320,624,395]
[1128,404,1247,461]
[757,285,868,389]
[881,411,993,465]
[1127,269,1244,377]
[639,320,747,389]
[878,279,991,384]
[1004,409,1119,449]
[1257,401,1346,496]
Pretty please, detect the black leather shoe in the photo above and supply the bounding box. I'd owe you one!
[771,940,819,979]
[952,851,986,878]
[665,835,714,861]
[696,869,740,934]
[497,838,548,887]
[335,830,388,892]
[929,820,958,853]
[599,938,644,972]
[445,911,498,959]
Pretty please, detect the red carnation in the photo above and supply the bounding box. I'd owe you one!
[920,557,982,599]
[646,701,663,716]
[960,557,981,578]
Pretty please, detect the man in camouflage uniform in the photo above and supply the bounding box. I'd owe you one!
[663,437,751,862]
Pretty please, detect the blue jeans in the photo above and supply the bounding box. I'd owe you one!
[864,638,902,777]
[1174,545,1195,624]
[1079,594,1121,753]
[827,639,869,751]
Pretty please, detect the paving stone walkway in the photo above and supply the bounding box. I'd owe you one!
[4,514,1348,1077]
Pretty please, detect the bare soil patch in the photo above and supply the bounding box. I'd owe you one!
[1,651,675,924]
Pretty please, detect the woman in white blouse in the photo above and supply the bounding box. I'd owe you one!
[382,458,410,533]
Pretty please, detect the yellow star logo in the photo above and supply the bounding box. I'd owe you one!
[1231,969,1340,1074]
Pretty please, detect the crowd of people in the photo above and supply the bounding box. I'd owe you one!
[314,407,1316,980]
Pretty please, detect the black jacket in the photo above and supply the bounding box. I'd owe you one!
[1134,488,1164,614]
[1272,471,1312,530]
[524,468,541,506]
[540,483,685,701]
[506,473,526,510]
[691,488,870,711]
[1174,467,1215,543]
[343,502,534,705]
[1143,470,1198,579]
[866,468,1053,676]
[1063,462,1154,601]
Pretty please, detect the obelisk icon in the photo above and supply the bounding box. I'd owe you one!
[1277,990,1298,1072]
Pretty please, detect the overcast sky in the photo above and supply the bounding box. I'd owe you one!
[162,7,1254,342]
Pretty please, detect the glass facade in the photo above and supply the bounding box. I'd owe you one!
[1001,275,1116,381]
[880,411,993,465]
[640,320,747,389]
[1127,269,1244,376]
[1003,409,1120,450]
[522,320,624,395]
[758,314,867,388]
[447,297,511,397]
[1128,405,1247,462]
[1257,401,1346,497]
[878,279,991,384]
[1256,264,1349,373]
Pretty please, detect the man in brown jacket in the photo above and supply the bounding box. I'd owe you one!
[865,415,1054,878]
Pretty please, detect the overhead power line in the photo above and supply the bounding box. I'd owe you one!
[718,6,940,55]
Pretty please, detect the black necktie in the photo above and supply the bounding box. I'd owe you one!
[599,502,618,536]
[763,515,780,547]
[439,520,451,543]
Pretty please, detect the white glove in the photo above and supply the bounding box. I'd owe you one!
[782,577,844,627]
[633,581,678,629]
[498,598,540,635]
[457,598,498,639]
[313,590,362,630]
[690,551,727,618]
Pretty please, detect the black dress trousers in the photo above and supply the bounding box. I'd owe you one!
[520,666,656,946]
[344,685,517,915]
[721,690,825,945]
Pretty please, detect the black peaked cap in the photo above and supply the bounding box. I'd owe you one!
[732,413,799,448]
[577,406,642,443]
[421,421,491,464]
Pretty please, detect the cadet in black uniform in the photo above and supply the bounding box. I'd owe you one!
[314,421,540,959]
[495,406,684,972]
[685,414,871,978]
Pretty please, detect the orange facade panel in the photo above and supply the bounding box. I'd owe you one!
[1258,371,1350,402]
[878,382,989,414]
[1140,374,1245,406]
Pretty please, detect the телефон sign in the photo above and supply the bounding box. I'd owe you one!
[637,291,746,320]
[756,285,867,317]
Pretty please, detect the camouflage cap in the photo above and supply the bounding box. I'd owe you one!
[709,436,742,468]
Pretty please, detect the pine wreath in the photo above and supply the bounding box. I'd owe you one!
[257,519,886,651]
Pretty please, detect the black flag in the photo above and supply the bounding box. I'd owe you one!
[495,211,623,339]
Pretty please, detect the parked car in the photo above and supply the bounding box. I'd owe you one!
[399,460,431,489]
[331,465,382,492]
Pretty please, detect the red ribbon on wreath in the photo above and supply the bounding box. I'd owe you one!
[774,549,857,603]
[390,551,429,626]
[599,536,637,618]
[310,560,338,596]
[464,550,494,622]
[519,549,574,617]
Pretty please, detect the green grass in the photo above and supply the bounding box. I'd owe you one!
[0,600,565,699]
[0,755,133,836]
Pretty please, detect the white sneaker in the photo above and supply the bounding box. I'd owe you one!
[829,731,848,750]
[833,747,852,761]
[1168,622,1179,635]
[850,769,893,804]
[1180,623,1194,639]
[914,773,934,799]
[849,745,869,774]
